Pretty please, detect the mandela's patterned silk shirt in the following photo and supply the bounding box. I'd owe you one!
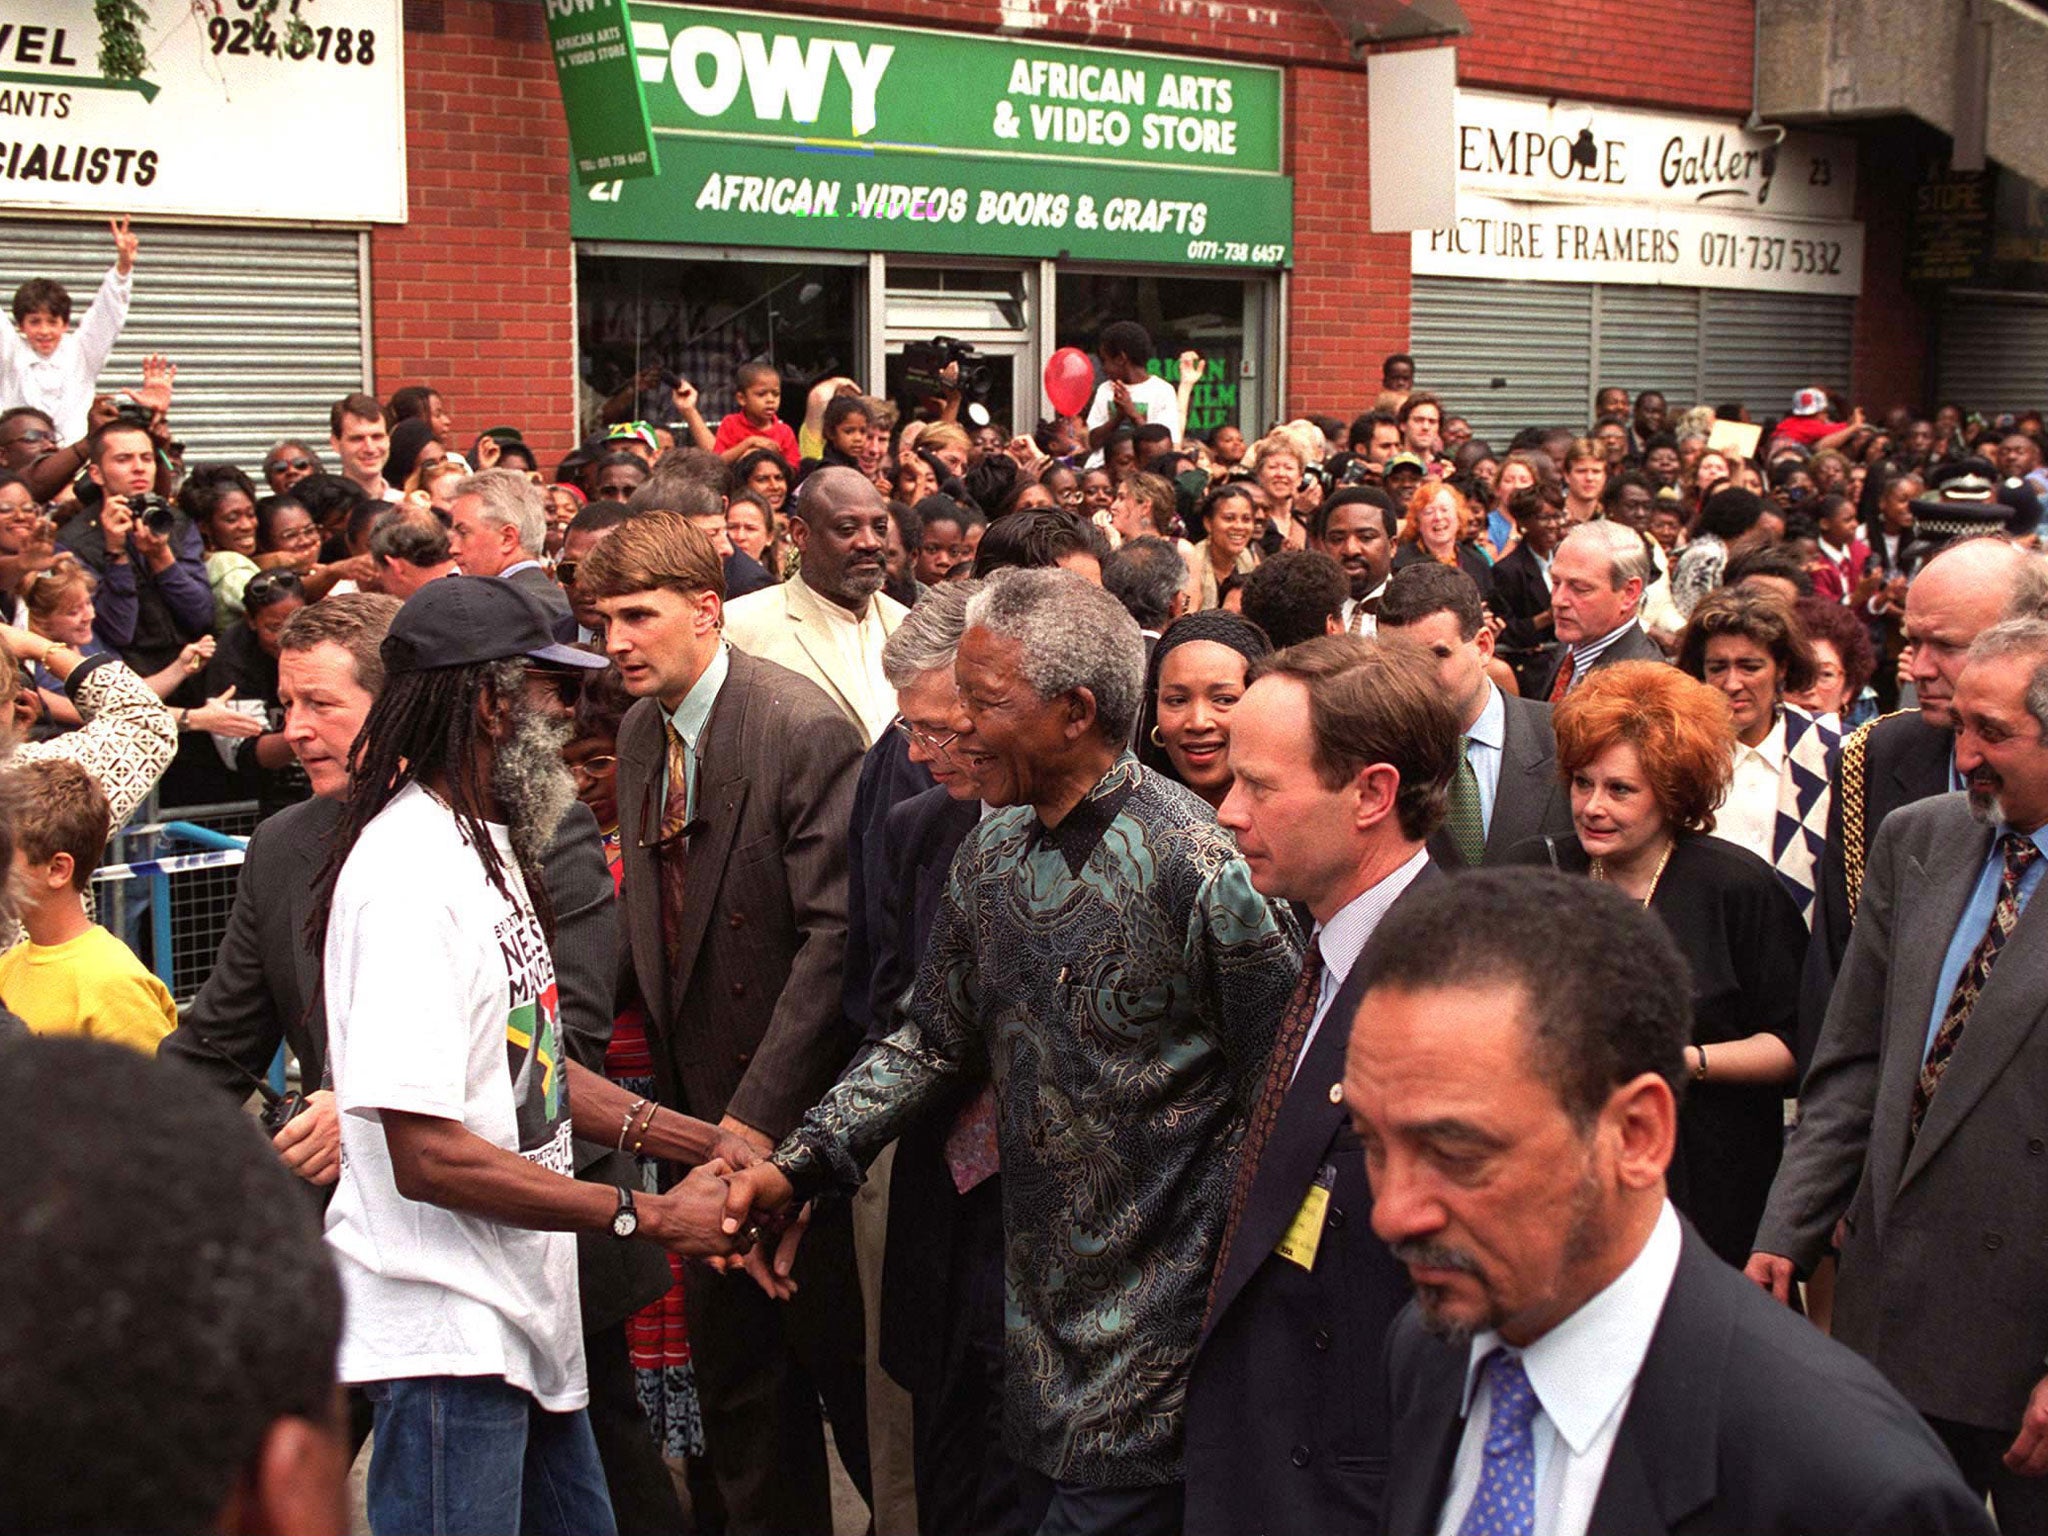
[776,755,1301,1485]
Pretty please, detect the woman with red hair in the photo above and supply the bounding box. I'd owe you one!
[1391,476,1493,602]
[1509,660,1805,1265]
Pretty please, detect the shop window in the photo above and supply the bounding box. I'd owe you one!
[1056,273,1253,439]
[576,254,860,440]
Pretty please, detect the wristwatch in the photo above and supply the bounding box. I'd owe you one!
[610,1185,639,1240]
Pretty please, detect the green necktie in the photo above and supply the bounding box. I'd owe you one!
[1448,735,1485,867]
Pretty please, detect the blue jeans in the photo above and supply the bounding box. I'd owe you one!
[363,1375,618,1536]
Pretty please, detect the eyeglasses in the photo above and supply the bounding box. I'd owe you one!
[244,568,305,606]
[268,457,315,475]
[4,428,56,447]
[568,753,617,786]
[891,714,960,753]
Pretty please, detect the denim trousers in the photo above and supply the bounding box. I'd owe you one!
[363,1374,619,1536]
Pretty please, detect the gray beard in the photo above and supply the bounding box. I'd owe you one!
[491,698,576,870]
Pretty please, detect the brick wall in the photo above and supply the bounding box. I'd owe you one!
[1455,0,1755,117]
[371,0,578,467]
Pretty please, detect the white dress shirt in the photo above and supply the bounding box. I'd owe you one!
[1340,578,1389,636]
[1435,1201,1683,1536]
[808,588,896,745]
[1289,846,1429,1083]
[1711,712,1785,865]
[1466,681,1506,837]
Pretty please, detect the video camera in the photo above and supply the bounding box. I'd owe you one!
[903,337,993,403]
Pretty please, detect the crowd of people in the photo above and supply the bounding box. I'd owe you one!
[6,224,2048,1536]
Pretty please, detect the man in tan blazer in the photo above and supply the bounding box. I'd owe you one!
[583,511,874,1536]
[723,465,908,748]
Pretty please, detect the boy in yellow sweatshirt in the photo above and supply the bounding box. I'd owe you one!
[0,758,174,1053]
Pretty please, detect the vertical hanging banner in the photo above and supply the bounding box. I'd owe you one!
[546,0,661,183]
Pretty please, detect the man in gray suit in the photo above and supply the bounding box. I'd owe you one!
[583,509,874,1536]
[448,467,572,629]
[1752,615,2048,1531]
[1378,562,1574,869]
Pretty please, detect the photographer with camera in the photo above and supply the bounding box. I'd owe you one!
[54,418,213,678]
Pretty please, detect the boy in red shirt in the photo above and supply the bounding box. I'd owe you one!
[712,360,799,464]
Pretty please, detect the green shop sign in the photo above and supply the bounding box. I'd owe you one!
[547,0,662,183]
[565,3,1294,268]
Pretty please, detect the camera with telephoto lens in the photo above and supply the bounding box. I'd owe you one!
[129,492,177,538]
[903,337,992,402]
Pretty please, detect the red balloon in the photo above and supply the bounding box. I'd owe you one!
[1043,346,1096,418]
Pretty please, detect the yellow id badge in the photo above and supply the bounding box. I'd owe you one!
[1276,1163,1337,1271]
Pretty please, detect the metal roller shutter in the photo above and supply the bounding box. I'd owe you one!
[1593,286,1701,415]
[1410,276,1593,446]
[1937,293,2048,416]
[0,218,368,475]
[1701,290,1854,420]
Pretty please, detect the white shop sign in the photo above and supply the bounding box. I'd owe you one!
[1412,193,1865,297]
[0,0,405,223]
[1413,92,1864,295]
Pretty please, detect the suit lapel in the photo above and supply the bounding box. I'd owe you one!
[1483,697,1556,860]
[1386,1337,1468,1536]
[1901,847,2048,1186]
[616,699,672,1028]
[1585,1228,1724,1536]
[783,579,863,726]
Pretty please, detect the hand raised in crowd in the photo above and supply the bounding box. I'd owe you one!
[672,377,701,416]
[125,354,176,419]
[273,1088,340,1185]
[1004,435,1047,478]
[110,213,138,275]
[1178,349,1205,385]
[86,393,122,434]
[186,687,264,737]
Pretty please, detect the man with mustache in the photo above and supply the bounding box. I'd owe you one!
[1352,868,1991,1536]
[1805,540,2048,1065]
[722,464,907,749]
[1314,486,1397,635]
[1753,618,2048,1533]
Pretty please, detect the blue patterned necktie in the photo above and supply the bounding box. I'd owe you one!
[1457,1350,1541,1536]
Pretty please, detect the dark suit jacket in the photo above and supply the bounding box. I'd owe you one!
[871,783,985,1392]
[1798,711,1951,1071]
[1761,794,2048,1432]
[1183,862,1442,1536]
[1488,543,1557,696]
[724,549,775,599]
[1538,620,1665,700]
[504,563,573,629]
[158,793,668,1331]
[614,646,866,1139]
[1426,693,1573,871]
[843,730,936,1039]
[1384,1222,1995,1536]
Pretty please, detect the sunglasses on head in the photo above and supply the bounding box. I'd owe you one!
[244,568,305,606]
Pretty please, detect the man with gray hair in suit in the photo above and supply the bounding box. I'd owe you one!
[1540,519,1664,702]
[446,467,569,628]
[1753,614,2048,1532]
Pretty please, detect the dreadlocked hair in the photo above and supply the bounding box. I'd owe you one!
[305,658,556,960]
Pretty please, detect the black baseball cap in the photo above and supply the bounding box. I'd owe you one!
[382,576,609,675]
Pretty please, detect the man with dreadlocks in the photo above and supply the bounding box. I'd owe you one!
[311,578,746,1536]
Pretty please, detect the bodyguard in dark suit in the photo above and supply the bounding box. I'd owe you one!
[585,511,873,1536]
[1538,520,1665,703]
[1800,538,2045,1068]
[1379,564,1573,871]
[1187,633,1461,1535]
[1346,870,1992,1536]
[1754,618,2048,1531]
[156,592,687,1533]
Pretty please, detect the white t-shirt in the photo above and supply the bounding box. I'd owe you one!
[1085,373,1184,463]
[322,782,587,1410]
